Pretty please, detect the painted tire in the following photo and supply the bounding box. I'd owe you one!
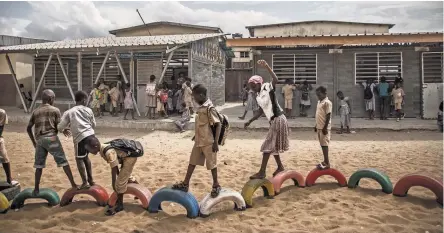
[0,192,9,214]
[199,188,246,217]
[347,168,393,194]
[11,188,60,209]
[393,174,443,205]
[147,186,199,218]
[60,184,109,207]
[305,168,347,187]
[108,183,152,209]
[270,170,305,195]
[0,184,21,201]
[241,179,274,208]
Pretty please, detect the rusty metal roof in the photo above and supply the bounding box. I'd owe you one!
[0,33,224,53]
[234,31,442,39]
[246,20,395,29]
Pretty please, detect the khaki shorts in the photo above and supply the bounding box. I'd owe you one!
[317,130,331,147]
[189,145,217,170]
[395,102,402,110]
[0,137,10,163]
[285,99,293,109]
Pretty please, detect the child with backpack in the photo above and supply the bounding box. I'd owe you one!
[360,79,376,120]
[172,84,226,198]
[84,136,143,216]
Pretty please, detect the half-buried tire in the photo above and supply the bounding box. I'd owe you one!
[393,174,443,205]
[347,168,393,194]
[108,183,152,209]
[11,188,60,209]
[0,192,9,214]
[0,181,21,201]
[270,170,305,195]
[199,188,246,217]
[60,184,109,207]
[305,168,347,187]
[148,186,200,219]
[241,179,274,208]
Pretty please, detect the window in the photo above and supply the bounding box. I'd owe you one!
[272,54,317,84]
[355,52,402,84]
[43,62,68,87]
[239,51,249,58]
[92,61,120,83]
[422,52,443,84]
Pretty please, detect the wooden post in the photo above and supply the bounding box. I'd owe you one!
[77,52,82,91]
[56,53,75,101]
[158,51,175,84]
[5,54,29,113]
[29,53,53,111]
[115,51,141,117]
[93,51,110,85]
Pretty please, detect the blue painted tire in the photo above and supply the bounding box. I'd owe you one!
[147,186,199,219]
[11,188,60,209]
[347,168,393,194]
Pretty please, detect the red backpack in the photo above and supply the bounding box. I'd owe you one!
[160,92,168,103]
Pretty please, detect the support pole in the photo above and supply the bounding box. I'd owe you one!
[56,53,75,101]
[115,51,141,117]
[158,50,175,84]
[93,51,110,85]
[77,52,82,91]
[5,54,29,113]
[29,53,53,111]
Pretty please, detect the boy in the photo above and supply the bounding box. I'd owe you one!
[108,83,120,117]
[391,82,405,122]
[377,76,390,120]
[281,79,296,118]
[27,89,78,195]
[172,84,222,198]
[83,135,138,216]
[98,78,108,116]
[145,75,157,119]
[0,108,18,186]
[314,86,332,170]
[360,79,376,120]
[183,81,193,113]
[174,102,191,133]
[58,91,96,189]
[336,91,351,134]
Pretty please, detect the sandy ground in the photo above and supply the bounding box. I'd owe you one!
[0,123,442,233]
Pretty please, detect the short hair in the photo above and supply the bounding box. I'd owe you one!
[41,89,55,102]
[380,76,386,82]
[336,91,343,95]
[316,86,327,94]
[285,79,292,84]
[179,72,185,76]
[192,84,207,96]
[84,135,100,146]
[126,83,130,88]
[150,75,156,81]
[75,91,88,102]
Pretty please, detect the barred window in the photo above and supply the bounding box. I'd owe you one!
[92,61,120,82]
[43,62,68,87]
[240,51,249,58]
[422,52,443,84]
[272,54,317,84]
[355,52,402,84]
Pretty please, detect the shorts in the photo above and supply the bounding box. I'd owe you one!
[75,136,92,159]
[395,102,402,110]
[189,145,217,170]
[34,136,69,168]
[0,137,10,163]
[340,114,351,127]
[317,130,331,147]
[284,99,293,109]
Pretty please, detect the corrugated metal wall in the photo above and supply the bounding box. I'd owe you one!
[0,35,51,47]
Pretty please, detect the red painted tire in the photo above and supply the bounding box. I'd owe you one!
[393,174,443,205]
[108,183,152,209]
[270,170,305,194]
[60,185,109,207]
[305,168,347,187]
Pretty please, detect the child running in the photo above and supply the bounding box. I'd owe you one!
[174,102,191,133]
[123,83,136,120]
[172,84,222,197]
[336,91,351,134]
[244,60,289,179]
[238,86,259,120]
[27,89,78,195]
[391,82,405,122]
[0,108,18,186]
[314,86,332,170]
[58,91,96,189]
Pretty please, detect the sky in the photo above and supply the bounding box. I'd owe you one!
[0,1,442,41]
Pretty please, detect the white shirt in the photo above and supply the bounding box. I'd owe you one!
[58,105,96,144]
[256,83,282,121]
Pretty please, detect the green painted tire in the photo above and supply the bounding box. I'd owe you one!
[11,188,60,209]
[347,168,393,194]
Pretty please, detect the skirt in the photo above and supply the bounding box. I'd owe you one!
[146,95,157,108]
[260,114,290,154]
[124,98,133,109]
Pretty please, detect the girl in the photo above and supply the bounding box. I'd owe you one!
[238,86,259,120]
[123,83,136,120]
[336,91,351,134]
[244,60,290,179]
[157,84,168,118]
[297,80,312,117]
[145,75,157,119]
[90,84,102,117]
[241,83,248,106]
[167,85,174,115]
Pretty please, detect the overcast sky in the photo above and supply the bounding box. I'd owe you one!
[0,1,442,41]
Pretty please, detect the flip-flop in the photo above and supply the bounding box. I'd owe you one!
[210,186,221,198]
[316,162,330,170]
[172,181,189,192]
[249,173,266,180]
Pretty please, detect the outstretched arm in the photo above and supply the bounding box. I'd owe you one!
[257,60,278,87]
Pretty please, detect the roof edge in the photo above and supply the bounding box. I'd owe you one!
[109,21,223,35]
[245,20,396,30]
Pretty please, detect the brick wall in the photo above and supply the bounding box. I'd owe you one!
[191,59,225,106]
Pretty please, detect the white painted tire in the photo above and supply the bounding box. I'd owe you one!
[199,188,246,217]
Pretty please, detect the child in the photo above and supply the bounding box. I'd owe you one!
[145,75,157,119]
[391,82,405,122]
[98,78,108,116]
[238,86,259,120]
[58,91,96,189]
[123,83,136,120]
[167,85,174,116]
[90,84,102,117]
[360,79,376,120]
[241,83,248,106]
[175,84,184,113]
[83,136,139,216]
[157,84,168,118]
[172,84,222,197]
[108,83,120,117]
[26,89,78,195]
[281,79,296,118]
[244,60,289,179]
[336,91,351,134]
[388,82,395,117]
[297,80,313,117]
[174,102,191,133]
[438,101,443,132]
[314,86,332,170]
[0,108,18,186]
[183,81,193,113]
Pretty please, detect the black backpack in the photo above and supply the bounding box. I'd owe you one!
[103,139,144,157]
[364,85,373,100]
[207,107,230,146]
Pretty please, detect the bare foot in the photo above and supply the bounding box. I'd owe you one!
[272,167,285,177]
[238,116,245,120]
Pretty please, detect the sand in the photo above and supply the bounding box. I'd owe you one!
[0,123,442,233]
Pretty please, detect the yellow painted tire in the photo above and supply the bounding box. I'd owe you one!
[241,178,275,208]
[0,192,9,214]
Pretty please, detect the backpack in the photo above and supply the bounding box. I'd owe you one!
[160,92,168,103]
[207,107,230,146]
[103,139,144,158]
[364,85,373,100]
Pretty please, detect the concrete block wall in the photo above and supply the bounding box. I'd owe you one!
[191,59,225,106]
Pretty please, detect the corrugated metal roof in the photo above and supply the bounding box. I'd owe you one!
[232,31,442,39]
[109,21,222,35]
[0,33,224,53]
[246,20,395,29]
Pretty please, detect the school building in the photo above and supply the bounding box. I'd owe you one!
[0,21,231,115]
[226,20,443,119]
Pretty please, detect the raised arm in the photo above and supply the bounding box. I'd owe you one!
[257,60,278,87]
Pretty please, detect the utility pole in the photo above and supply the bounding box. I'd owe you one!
[136,9,151,36]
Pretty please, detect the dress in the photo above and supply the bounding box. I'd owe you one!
[90,88,101,108]
[299,84,312,106]
[124,90,134,109]
[339,97,351,127]
[145,83,157,108]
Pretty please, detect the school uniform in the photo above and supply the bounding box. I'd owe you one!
[145,83,157,108]
[0,109,10,164]
[108,87,120,108]
[315,97,333,146]
[282,84,296,109]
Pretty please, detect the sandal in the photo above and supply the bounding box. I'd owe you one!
[210,185,221,198]
[172,181,189,192]
[272,168,285,177]
[79,183,91,190]
[249,172,266,180]
[316,162,330,170]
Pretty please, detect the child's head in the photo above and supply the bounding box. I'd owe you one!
[186,81,191,87]
[150,75,156,83]
[248,75,263,93]
[316,86,327,100]
[110,82,115,88]
[380,76,386,83]
[192,84,207,105]
[99,78,104,84]
[395,82,401,88]
[95,83,101,88]
[41,89,55,105]
[125,83,131,90]
[75,91,88,105]
[179,72,185,78]
[336,91,344,100]
[366,78,372,84]
[181,102,187,108]
[285,79,292,85]
[303,79,308,86]
[440,101,443,112]
[84,135,101,155]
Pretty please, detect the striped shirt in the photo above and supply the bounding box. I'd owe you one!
[29,104,61,139]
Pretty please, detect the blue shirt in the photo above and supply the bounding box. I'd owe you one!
[378,82,389,97]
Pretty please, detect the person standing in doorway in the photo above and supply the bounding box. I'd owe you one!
[377,76,390,120]
[297,80,313,117]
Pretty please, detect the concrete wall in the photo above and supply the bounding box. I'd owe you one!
[0,54,33,107]
[113,25,218,37]
[191,59,225,106]
[251,22,390,37]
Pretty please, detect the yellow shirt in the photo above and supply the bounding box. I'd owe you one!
[315,97,332,130]
[282,84,296,100]
[99,144,129,168]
